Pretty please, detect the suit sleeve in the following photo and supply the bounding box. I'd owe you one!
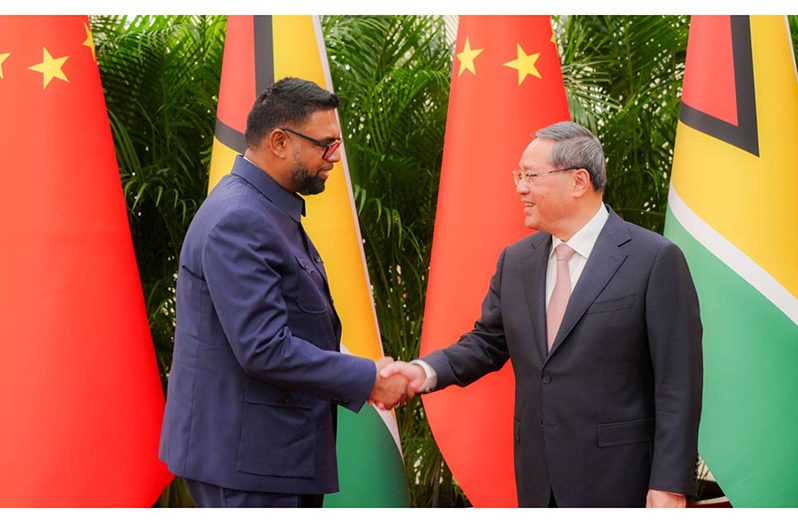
[645,241,703,495]
[423,248,510,389]
[201,208,376,412]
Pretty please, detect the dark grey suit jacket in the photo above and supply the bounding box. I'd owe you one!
[423,207,703,507]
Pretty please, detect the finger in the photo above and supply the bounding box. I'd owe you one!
[405,387,416,402]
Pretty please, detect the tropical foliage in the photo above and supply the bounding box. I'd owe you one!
[322,15,465,507]
[557,15,690,232]
[91,14,226,507]
[93,15,225,384]
[91,14,798,507]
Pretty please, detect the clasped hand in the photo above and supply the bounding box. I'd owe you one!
[368,358,427,410]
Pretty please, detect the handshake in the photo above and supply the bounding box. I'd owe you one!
[367,357,427,410]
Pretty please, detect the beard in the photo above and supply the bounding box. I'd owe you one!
[291,163,326,195]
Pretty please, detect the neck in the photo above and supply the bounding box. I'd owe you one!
[244,149,294,193]
[555,200,603,242]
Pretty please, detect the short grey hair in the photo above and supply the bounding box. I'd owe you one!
[534,121,606,191]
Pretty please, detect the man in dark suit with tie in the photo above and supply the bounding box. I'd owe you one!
[159,77,407,507]
[383,121,703,507]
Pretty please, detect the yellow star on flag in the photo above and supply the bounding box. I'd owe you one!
[28,47,69,89]
[503,44,541,85]
[456,38,483,77]
[83,22,96,63]
[0,52,9,79]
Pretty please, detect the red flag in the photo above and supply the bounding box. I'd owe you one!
[419,16,570,507]
[0,16,173,506]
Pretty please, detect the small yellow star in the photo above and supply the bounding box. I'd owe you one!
[83,22,96,63]
[503,44,541,86]
[28,47,69,89]
[551,32,557,45]
[83,22,97,64]
[456,37,484,77]
[0,52,9,79]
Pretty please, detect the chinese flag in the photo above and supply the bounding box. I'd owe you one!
[0,16,173,506]
[419,16,570,507]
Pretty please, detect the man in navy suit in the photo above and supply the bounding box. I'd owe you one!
[384,122,703,507]
[159,77,407,507]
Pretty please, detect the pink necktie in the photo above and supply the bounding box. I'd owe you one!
[547,243,576,351]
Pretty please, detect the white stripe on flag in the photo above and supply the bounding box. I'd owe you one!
[668,185,798,326]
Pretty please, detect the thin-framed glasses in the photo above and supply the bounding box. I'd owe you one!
[511,167,581,186]
[281,127,342,161]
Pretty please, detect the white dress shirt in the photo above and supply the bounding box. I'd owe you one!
[413,204,610,392]
[545,204,609,306]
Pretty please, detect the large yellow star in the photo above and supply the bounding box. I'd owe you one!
[28,47,69,89]
[456,38,483,77]
[0,52,9,79]
[83,22,97,63]
[503,44,541,86]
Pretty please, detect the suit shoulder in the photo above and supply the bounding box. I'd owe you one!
[185,178,279,244]
[505,230,548,256]
[621,219,668,244]
[201,176,274,219]
[620,219,685,256]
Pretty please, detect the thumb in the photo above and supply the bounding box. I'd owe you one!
[375,356,394,372]
[379,361,402,378]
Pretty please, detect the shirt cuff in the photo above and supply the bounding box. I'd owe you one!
[410,359,437,392]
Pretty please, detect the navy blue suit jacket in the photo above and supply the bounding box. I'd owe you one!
[159,156,376,494]
[423,208,703,507]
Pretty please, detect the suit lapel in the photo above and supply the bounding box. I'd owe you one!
[521,233,552,362]
[546,210,631,359]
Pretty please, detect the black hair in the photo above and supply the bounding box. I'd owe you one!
[244,77,340,148]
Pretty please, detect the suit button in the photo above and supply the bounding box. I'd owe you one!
[280,394,291,404]
[314,254,322,263]
[542,374,552,384]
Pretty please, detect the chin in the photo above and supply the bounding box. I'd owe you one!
[524,216,539,230]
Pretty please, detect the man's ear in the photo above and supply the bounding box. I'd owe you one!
[267,128,289,159]
[572,168,591,197]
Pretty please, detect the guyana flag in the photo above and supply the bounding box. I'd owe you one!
[664,16,798,507]
[418,16,570,507]
[208,15,409,507]
[0,16,173,506]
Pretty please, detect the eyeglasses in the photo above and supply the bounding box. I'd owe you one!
[281,127,342,161]
[511,167,581,186]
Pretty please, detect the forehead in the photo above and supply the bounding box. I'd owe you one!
[300,109,340,139]
[519,138,554,168]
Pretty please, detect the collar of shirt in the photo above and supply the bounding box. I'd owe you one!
[232,155,306,223]
[549,203,610,262]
